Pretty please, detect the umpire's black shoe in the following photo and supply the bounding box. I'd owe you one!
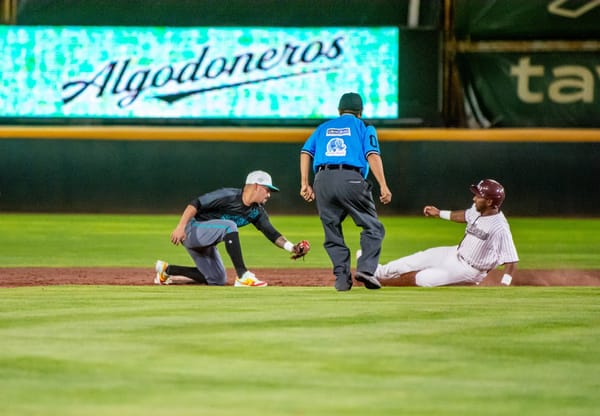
[335,275,353,291]
[355,271,382,290]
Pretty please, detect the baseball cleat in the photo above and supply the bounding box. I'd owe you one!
[234,271,268,287]
[355,271,381,290]
[154,260,171,285]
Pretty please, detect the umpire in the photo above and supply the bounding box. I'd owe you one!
[300,92,392,291]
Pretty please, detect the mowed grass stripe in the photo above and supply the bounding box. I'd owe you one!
[1,214,600,268]
[1,286,598,416]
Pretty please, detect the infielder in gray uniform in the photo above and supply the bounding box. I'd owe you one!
[369,179,518,287]
[155,170,308,287]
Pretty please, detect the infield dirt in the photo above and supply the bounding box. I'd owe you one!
[1,268,599,287]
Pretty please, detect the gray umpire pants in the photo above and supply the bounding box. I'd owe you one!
[314,168,385,291]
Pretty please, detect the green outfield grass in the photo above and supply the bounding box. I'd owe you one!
[1,286,598,416]
[1,214,599,415]
[1,214,599,268]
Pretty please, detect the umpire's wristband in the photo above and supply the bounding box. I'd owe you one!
[284,241,294,253]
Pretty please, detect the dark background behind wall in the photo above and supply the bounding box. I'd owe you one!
[3,0,598,216]
[15,0,442,27]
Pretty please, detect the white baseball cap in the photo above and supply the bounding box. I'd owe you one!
[245,170,280,192]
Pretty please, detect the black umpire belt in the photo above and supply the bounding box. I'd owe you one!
[316,164,360,173]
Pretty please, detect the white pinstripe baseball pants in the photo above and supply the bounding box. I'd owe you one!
[374,245,486,287]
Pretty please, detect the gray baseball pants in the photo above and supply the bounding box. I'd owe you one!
[183,219,238,285]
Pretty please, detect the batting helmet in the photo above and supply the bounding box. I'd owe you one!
[469,179,505,208]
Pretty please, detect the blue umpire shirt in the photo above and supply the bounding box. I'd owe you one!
[301,114,381,178]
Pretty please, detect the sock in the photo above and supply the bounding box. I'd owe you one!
[224,232,247,277]
[166,265,207,284]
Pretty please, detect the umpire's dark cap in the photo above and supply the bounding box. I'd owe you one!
[338,92,363,112]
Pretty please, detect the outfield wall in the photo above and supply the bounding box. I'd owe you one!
[1,127,598,216]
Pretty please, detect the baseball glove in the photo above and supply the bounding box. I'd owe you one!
[291,240,311,260]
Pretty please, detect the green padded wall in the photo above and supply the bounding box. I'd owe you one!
[1,139,597,216]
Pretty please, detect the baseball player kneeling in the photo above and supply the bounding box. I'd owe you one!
[155,170,310,287]
[371,179,518,287]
